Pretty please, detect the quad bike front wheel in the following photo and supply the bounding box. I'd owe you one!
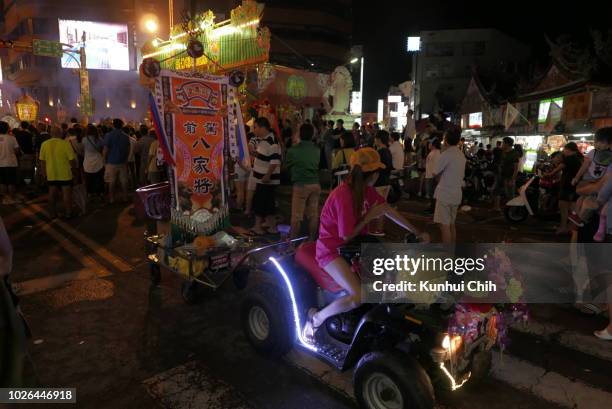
[241,283,294,357]
[354,351,435,409]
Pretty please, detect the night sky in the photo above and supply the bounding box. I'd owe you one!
[353,0,612,112]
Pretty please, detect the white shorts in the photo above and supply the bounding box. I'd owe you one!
[434,201,458,226]
[235,166,250,182]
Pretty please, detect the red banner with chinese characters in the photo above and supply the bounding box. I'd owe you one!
[156,71,229,214]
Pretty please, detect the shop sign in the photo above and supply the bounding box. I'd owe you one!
[469,112,482,128]
[32,39,63,58]
[286,75,307,101]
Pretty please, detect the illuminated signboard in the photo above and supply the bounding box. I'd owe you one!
[469,112,482,128]
[350,91,362,115]
[407,36,421,52]
[59,19,129,70]
[538,97,563,124]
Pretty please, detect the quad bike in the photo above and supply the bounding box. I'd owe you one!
[240,235,500,409]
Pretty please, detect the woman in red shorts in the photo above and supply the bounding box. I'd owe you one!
[303,148,429,342]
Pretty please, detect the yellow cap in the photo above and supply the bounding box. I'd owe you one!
[350,147,386,172]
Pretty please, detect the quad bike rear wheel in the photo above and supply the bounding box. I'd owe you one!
[241,283,294,357]
[354,351,435,409]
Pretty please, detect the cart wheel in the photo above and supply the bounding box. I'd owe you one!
[181,280,199,304]
[150,264,161,286]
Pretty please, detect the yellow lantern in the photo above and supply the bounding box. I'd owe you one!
[15,95,39,122]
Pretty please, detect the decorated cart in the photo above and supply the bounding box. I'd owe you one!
[136,1,300,303]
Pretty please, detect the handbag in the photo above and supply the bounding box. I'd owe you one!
[333,149,350,173]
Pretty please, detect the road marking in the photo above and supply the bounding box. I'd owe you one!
[289,347,612,409]
[26,203,132,273]
[511,320,612,362]
[143,361,254,409]
[12,268,112,296]
[15,207,112,284]
[491,353,612,409]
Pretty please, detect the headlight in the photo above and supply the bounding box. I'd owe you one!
[442,334,462,354]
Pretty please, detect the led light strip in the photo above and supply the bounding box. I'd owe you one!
[268,257,318,352]
[439,363,470,391]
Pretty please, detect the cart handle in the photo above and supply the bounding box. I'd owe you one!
[231,236,309,272]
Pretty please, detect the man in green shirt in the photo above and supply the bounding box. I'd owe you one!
[286,124,321,240]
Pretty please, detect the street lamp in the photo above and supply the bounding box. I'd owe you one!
[407,36,421,118]
[142,14,159,34]
[347,54,364,122]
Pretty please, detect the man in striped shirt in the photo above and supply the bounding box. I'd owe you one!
[251,117,281,235]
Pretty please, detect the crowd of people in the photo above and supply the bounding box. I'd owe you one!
[233,109,611,248]
[232,113,611,341]
[0,117,165,219]
[0,109,610,341]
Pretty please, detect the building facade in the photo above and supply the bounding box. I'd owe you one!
[0,0,169,122]
[413,28,530,117]
[259,0,352,72]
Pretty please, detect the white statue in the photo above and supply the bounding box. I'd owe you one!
[325,66,353,115]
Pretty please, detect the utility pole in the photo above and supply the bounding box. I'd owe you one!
[78,31,91,123]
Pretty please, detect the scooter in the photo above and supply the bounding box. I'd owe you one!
[239,235,500,409]
[504,167,559,223]
[504,176,538,223]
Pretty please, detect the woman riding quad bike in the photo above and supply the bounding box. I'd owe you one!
[240,148,501,409]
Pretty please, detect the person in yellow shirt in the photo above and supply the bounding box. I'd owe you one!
[39,126,76,219]
[332,132,356,171]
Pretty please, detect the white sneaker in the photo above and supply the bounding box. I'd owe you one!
[594,328,612,340]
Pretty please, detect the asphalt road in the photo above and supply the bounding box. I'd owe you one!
[2,190,610,409]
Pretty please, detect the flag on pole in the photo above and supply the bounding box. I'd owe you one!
[148,93,176,167]
[545,100,563,133]
[504,103,520,130]
[235,103,250,164]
